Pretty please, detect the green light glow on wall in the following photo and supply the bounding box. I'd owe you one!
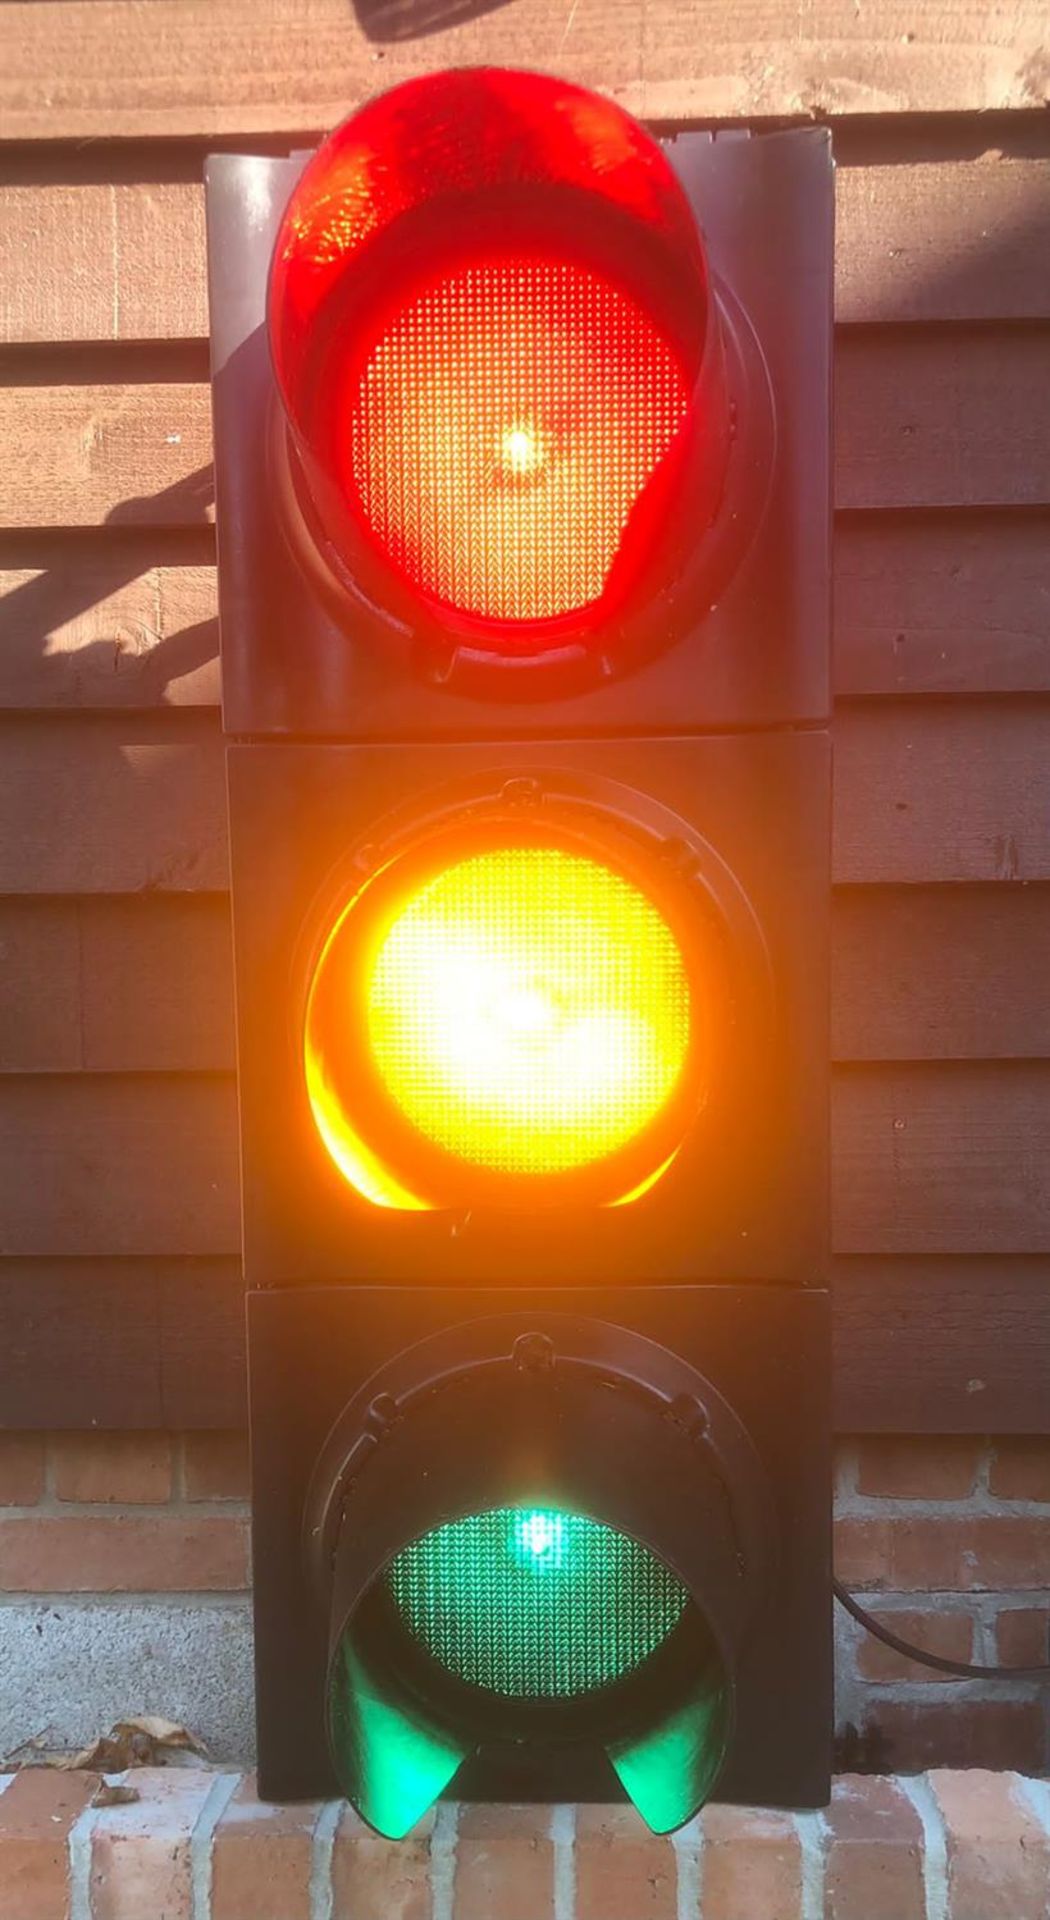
[385,1505,687,1698]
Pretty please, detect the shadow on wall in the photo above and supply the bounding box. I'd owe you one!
[349,0,516,42]
[0,463,217,712]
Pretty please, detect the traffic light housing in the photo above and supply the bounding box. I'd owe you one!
[206,69,833,1835]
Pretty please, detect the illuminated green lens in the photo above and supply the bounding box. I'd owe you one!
[385,1507,688,1698]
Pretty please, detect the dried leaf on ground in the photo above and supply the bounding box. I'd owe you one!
[71,1716,208,1771]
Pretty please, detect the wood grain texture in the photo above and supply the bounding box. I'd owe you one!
[2,0,1047,141]
[833,513,1050,696]
[1,1256,1047,1433]
[4,158,1050,345]
[3,333,1049,530]
[0,898,236,1073]
[0,1261,247,1429]
[833,157,1050,324]
[0,387,213,531]
[1,1063,1047,1257]
[0,185,207,345]
[832,1257,1050,1432]
[833,1062,1050,1254]
[831,886,1050,1061]
[4,886,1049,1074]
[4,515,1049,709]
[833,700,1050,885]
[0,714,227,894]
[835,329,1050,511]
[0,1075,239,1258]
[3,702,1045,893]
[0,558,219,709]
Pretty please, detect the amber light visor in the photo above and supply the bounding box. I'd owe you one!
[268,68,721,655]
[303,819,713,1211]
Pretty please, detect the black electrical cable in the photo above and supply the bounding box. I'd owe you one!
[833,1578,1050,1681]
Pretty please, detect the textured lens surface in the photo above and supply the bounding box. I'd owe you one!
[346,257,688,623]
[386,1508,688,1698]
[365,845,691,1177]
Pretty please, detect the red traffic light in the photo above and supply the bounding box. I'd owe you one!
[269,69,734,666]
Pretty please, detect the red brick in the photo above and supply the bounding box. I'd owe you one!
[575,1804,677,1920]
[930,1770,1050,1920]
[824,1775,924,1920]
[700,1803,802,1919]
[989,1438,1050,1503]
[834,1515,1050,1591]
[0,1516,248,1591]
[0,1767,97,1920]
[330,1805,432,1920]
[183,1431,250,1502]
[863,1700,1048,1774]
[854,1607,974,1682]
[211,1776,318,1920]
[854,1436,983,1500]
[52,1433,172,1504]
[454,1805,553,1920]
[0,1436,44,1507]
[996,1605,1050,1668]
[89,1768,216,1920]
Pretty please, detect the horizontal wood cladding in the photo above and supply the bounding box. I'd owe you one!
[0,898,236,1074]
[834,329,1050,513]
[0,1260,247,1430]
[4,331,1050,529]
[2,1064,1048,1259]
[2,0,1047,141]
[0,714,228,894]
[830,887,1050,1061]
[2,702,1048,892]
[3,513,1049,710]
[831,1257,1050,1433]
[1,1257,1048,1434]
[0,96,1047,1439]
[832,1062,1050,1254]
[832,514,1050,698]
[4,157,1050,345]
[3,887,1050,1075]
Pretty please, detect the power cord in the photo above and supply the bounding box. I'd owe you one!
[833,1578,1050,1681]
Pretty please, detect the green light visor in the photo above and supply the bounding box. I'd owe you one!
[327,1504,731,1839]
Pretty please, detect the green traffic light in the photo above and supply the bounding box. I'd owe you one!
[385,1505,688,1699]
[328,1501,731,1839]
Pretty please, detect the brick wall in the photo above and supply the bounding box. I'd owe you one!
[3,1768,1050,1919]
[1,1432,1048,1771]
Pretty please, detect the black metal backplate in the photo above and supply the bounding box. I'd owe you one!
[250,1281,831,1808]
[206,126,832,740]
[228,729,829,1287]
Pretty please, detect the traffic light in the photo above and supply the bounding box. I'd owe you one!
[206,68,833,1837]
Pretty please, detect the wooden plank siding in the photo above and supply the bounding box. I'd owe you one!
[1,20,1049,1428]
[3,1063,1050,1260]
[3,332,1050,529]
[2,0,1048,140]
[4,159,1050,343]
[5,887,1050,1075]
[2,1255,1048,1434]
[2,703,1049,893]
[4,513,1050,710]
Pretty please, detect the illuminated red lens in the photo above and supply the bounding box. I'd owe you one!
[343,256,690,622]
[270,69,710,635]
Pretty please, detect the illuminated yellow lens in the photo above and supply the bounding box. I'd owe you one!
[364,847,690,1178]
